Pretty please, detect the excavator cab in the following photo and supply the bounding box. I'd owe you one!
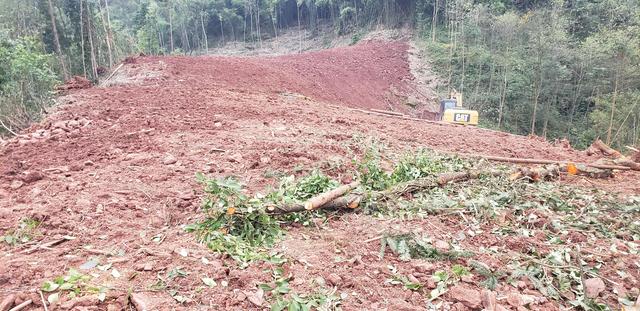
[438,90,479,126]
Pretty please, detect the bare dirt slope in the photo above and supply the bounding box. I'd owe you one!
[1,40,638,310]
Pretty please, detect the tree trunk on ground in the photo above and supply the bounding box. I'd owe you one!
[461,153,631,171]
[267,195,361,214]
[46,0,69,80]
[304,182,361,210]
[613,158,640,171]
[588,139,640,171]
[267,171,501,214]
[590,138,622,158]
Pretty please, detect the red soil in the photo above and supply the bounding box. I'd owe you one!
[1,40,638,310]
[56,76,93,92]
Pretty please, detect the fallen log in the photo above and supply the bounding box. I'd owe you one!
[567,164,613,179]
[613,158,640,171]
[101,63,124,86]
[462,154,631,171]
[591,139,622,158]
[304,181,360,210]
[269,170,501,214]
[267,194,361,214]
[380,170,503,201]
[588,140,640,171]
[369,109,406,117]
[267,160,621,216]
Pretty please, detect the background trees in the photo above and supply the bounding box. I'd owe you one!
[424,0,640,149]
[0,0,638,150]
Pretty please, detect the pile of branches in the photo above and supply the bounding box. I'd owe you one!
[266,168,557,215]
[587,139,640,171]
[266,142,640,215]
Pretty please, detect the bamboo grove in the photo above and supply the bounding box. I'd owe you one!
[0,0,638,149]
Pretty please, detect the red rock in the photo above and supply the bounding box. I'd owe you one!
[426,278,437,289]
[9,180,23,190]
[584,278,605,298]
[178,191,195,200]
[52,120,69,131]
[434,240,450,251]
[131,293,152,311]
[326,273,342,286]
[246,288,264,307]
[449,284,482,309]
[162,154,177,165]
[235,292,246,302]
[516,280,527,289]
[22,171,45,183]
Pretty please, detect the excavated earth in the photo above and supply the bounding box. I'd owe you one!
[1,40,639,310]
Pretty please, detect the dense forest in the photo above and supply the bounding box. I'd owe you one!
[0,0,638,149]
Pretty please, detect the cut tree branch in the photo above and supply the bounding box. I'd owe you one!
[101,63,124,86]
[461,154,631,171]
[304,181,360,210]
[588,139,640,171]
[591,138,622,158]
[269,170,502,214]
[0,119,19,136]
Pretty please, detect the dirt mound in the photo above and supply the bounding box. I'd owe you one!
[56,76,92,92]
[1,40,639,310]
[115,40,430,113]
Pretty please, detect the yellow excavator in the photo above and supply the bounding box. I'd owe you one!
[437,90,479,126]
